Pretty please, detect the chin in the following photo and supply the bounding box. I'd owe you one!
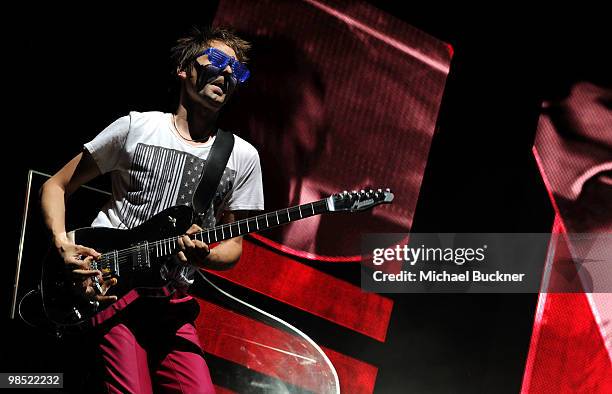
[201,96,225,110]
[212,96,227,106]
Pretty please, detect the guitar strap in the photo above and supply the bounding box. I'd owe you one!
[192,128,235,225]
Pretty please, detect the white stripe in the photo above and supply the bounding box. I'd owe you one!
[304,0,450,74]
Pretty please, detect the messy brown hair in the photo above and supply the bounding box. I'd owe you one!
[170,26,251,72]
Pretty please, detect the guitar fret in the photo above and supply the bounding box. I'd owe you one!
[265,214,269,227]
[222,226,225,239]
[246,219,250,232]
[298,205,303,218]
[255,216,259,230]
[287,209,291,222]
[114,250,119,276]
[276,211,280,224]
[144,241,151,268]
[310,202,315,215]
[207,231,211,244]
[229,224,233,238]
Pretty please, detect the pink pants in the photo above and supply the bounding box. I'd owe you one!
[95,300,215,393]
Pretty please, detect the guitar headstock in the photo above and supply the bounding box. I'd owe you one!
[328,188,394,212]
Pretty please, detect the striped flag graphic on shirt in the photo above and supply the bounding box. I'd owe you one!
[119,143,235,229]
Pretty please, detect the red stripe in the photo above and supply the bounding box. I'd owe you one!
[323,347,378,394]
[250,233,361,262]
[195,299,378,393]
[522,292,612,393]
[212,386,236,394]
[205,239,393,342]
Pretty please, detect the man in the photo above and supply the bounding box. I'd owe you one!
[40,26,263,393]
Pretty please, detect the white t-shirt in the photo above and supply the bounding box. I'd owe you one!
[84,111,264,230]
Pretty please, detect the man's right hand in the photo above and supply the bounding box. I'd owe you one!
[55,237,118,303]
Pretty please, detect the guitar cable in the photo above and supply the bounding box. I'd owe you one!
[18,289,43,329]
[195,270,341,394]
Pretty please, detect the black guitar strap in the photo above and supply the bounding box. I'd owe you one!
[192,128,235,224]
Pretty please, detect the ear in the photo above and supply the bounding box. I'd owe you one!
[177,67,188,80]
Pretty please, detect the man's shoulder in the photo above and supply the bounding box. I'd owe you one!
[231,133,260,159]
[127,110,168,125]
[121,111,170,137]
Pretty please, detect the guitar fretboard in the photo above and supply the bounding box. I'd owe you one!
[152,199,329,257]
[93,189,392,275]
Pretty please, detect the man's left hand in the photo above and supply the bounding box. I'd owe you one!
[177,224,211,268]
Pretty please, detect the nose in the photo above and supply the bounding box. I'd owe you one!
[222,62,233,75]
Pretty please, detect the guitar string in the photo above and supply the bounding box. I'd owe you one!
[95,200,328,271]
[108,201,325,260]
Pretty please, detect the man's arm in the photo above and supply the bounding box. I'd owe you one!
[40,150,117,301]
[178,210,251,270]
[41,151,101,246]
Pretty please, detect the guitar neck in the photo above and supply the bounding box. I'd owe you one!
[195,198,331,244]
[118,199,332,263]
[94,189,391,273]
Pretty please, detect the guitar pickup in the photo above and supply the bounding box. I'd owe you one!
[131,242,151,270]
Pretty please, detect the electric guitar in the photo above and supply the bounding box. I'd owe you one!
[40,189,394,329]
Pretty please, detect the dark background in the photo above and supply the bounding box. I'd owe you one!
[5,2,609,393]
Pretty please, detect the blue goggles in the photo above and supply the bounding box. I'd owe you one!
[196,47,250,83]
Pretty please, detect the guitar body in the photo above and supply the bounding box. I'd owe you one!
[41,205,194,329]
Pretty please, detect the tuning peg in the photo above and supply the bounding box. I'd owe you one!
[343,190,348,195]
[385,188,391,193]
[378,188,382,193]
[360,189,365,194]
[352,190,357,194]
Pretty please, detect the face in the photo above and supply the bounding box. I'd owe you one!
[181,40,239,111]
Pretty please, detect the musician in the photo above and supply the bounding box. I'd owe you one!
[40,26,263,393]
